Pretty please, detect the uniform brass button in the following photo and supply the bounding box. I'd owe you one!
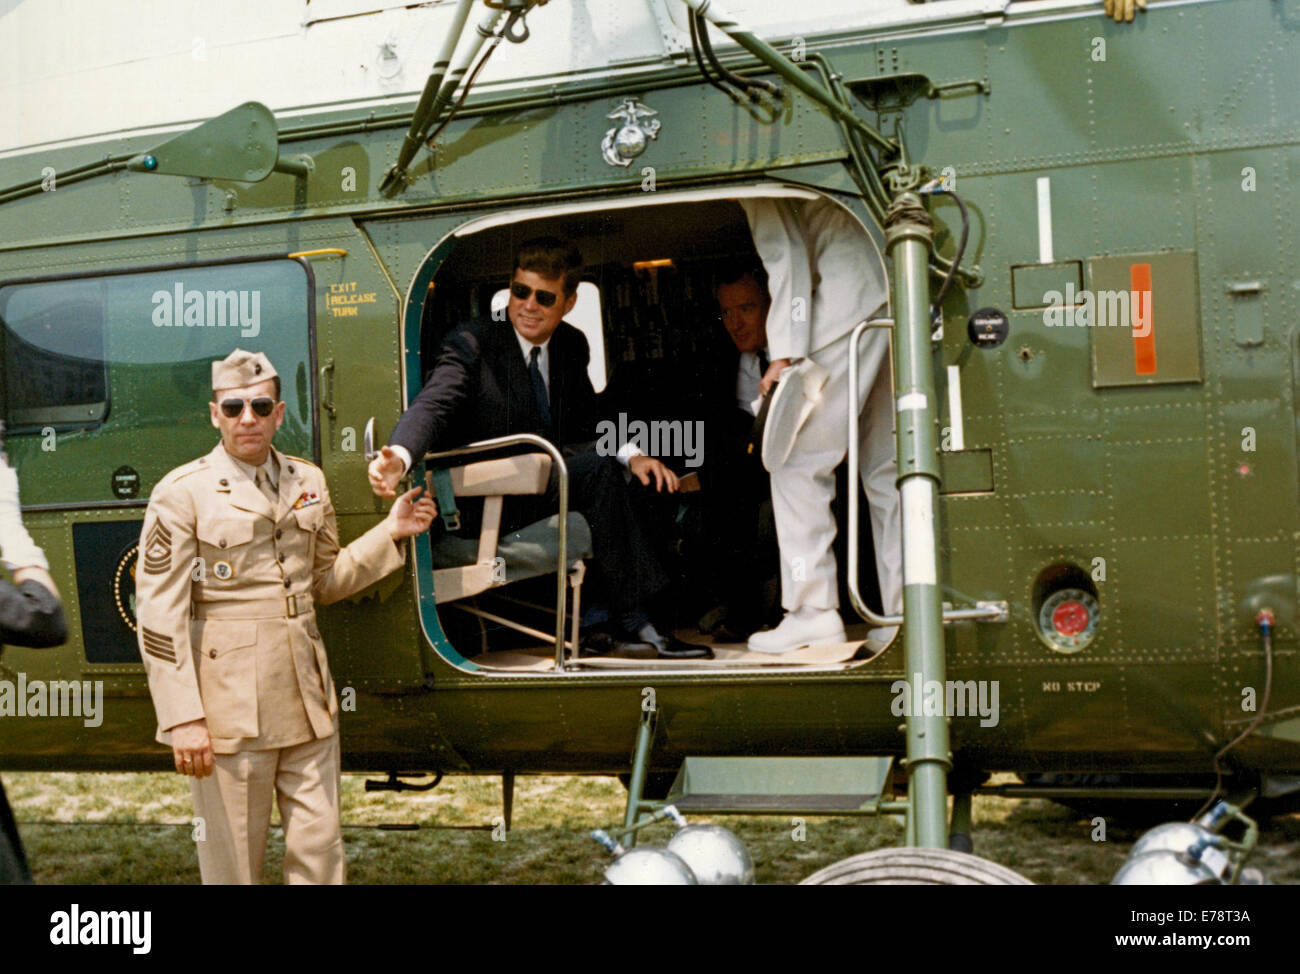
[209,650,217,659]
[283,578,292,588]
[219,540,227,548]
[219,479,228,487]
[278,553,285,563]
[275,529,282,539]
[288,465,295,474]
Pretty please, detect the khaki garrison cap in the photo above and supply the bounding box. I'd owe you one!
[212,349,278,392]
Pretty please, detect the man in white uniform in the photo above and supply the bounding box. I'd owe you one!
[740,195,902,653]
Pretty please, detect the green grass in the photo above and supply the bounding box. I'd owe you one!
[7,771,1298,884]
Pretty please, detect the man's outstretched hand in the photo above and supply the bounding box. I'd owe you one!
[385,485,438,540]
[759,357,791,398]
[368,445,405,498]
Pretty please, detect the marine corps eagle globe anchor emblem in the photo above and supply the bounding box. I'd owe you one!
[601,99,661,167]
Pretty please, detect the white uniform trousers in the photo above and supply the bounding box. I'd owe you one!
[770,329,902,616]
[190,731,344,885]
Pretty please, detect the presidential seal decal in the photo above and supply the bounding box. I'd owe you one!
[112,543,139,633]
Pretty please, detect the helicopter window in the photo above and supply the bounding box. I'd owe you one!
[0,277,108,429]
[0,257,316,505]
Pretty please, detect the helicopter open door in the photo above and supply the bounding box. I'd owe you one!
[390,184,900,675]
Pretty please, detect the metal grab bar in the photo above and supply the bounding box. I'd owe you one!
[423,433,570,670]
[846,318,1006,628]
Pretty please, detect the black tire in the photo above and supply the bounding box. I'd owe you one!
[800,847,1034,885]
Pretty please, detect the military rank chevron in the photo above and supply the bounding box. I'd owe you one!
[140,627,176,664]
[143,521,172,575]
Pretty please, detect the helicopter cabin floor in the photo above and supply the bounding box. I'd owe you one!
[466,623,890,672]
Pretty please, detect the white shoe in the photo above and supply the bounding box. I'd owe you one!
[747,609,846,654]
[867,626,898,648]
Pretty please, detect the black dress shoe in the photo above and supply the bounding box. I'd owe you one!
[656,636,714,660]
[580,630,656,659]
[579,630,617,657]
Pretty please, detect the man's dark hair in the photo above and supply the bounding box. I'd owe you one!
[211,375,281,402]
[514,237,584,295]
[714,259,769,296]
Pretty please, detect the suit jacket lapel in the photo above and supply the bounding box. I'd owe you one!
[547,337,561,432]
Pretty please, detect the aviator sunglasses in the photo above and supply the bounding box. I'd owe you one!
[509,281,560,308]
[219,396,277,419]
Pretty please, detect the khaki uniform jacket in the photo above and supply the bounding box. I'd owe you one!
[135,443,405,754]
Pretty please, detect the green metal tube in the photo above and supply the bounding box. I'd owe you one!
[381,4,505,193]
[271,154,313,179]
[977,785,1215,800]
[621,708,657,847]
[682,0,896,154]
[419,6,507,141]
[387,0,477,181]
[886,191,950,849]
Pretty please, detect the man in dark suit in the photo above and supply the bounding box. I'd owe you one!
[692,263,780,639]
[368,237,709,659]
[0,449,68,884]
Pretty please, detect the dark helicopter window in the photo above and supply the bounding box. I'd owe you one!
[0,278,109,429]
[0,258,315,506]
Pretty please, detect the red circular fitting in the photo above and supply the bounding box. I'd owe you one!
[1052,600,1089,637]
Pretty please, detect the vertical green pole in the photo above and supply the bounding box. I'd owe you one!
[622,706,657,847]
[885,192,951,849]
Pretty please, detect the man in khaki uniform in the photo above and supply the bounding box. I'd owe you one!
[136,349,435,884]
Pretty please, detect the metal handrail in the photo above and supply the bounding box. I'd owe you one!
[423,433,570,670]
[846,318,1006,627]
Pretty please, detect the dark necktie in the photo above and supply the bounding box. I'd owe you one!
[529,346,552,432]
[758,349,770,374]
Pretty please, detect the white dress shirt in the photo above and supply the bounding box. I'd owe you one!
[228,451,280,502]
[736,351,764,417]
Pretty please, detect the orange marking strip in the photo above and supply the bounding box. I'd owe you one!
[1131,262,1156,375]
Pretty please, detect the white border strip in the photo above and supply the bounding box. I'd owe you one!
[946,364,965,452]
[1036,176,1053,264]
[901,479,937,586]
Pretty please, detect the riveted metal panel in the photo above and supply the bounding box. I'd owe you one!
[1011,261,1082,310]
[939,448,994,494]
[1089,250,1201,387]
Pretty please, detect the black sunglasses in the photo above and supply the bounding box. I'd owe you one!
[510,281,560,308]
[219,396,277,419]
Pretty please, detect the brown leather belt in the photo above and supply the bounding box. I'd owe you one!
[191,595,313,620]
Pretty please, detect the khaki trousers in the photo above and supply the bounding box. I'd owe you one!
[190,732,344,885]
